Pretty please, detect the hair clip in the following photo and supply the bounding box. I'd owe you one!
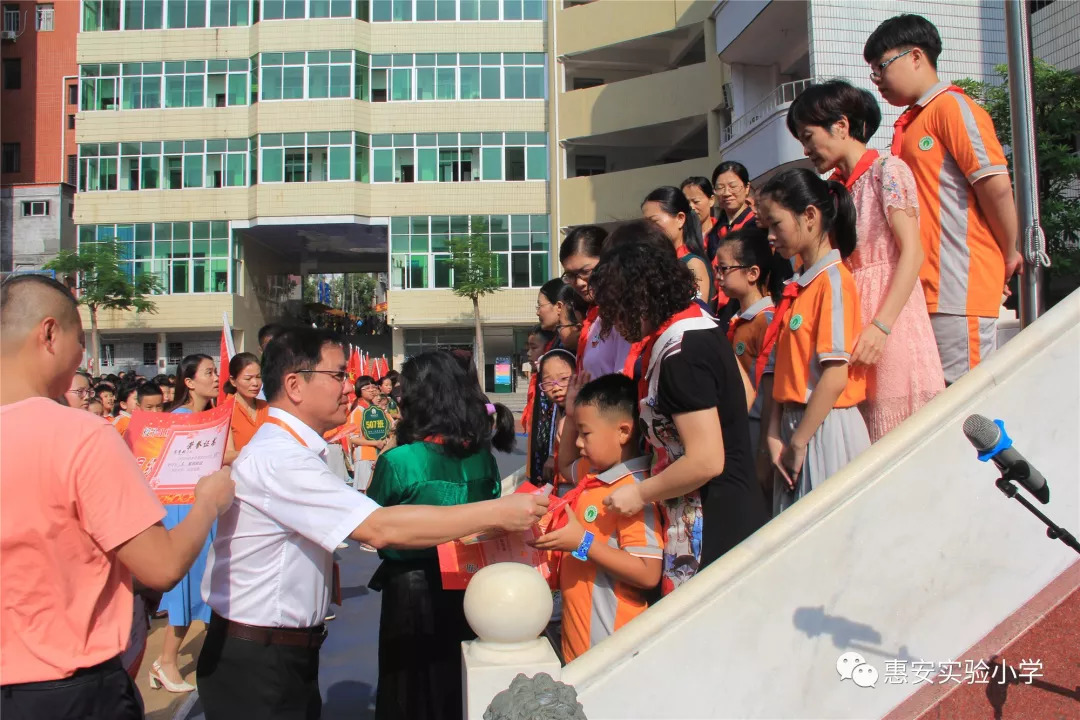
[485,403,496,416]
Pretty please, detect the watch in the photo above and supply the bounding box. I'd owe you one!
[571,531,595,562]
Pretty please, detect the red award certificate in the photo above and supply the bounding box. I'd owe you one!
[125,403,232,504]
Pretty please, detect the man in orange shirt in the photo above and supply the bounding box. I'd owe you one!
[0,275,235,720]
[864,14,1021,385]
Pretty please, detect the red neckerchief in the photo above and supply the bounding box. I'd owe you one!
[675,244,691,259]
[424,435,445,444]
[830,149,879,190]
[521,337,557,432]
[726,316,743,344]
[576,306,599,372]
[265,416,309,448]
[548,469,607,531]
[633,304,707,400]
[754,282,801,387]
[890,86,964,155]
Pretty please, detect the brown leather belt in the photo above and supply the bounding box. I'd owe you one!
[212,613,327,649]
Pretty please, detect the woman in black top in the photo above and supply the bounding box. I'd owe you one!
[591,219,768,594]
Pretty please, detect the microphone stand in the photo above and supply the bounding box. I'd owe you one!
[995,471,1080,555]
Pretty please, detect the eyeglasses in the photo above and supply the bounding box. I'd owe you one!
[539,376,572,391]
[67,387,94,399]
[870,48,914,81]
[296,370,349,383]
[716,264,750,276]
[714,182,746,195]
[555,323,582,331]
[561,266,595,283]
[536,301,553,312]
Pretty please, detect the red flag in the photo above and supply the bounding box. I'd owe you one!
[365,356,377,378]
[218,312,235,406]
[378,356,389,379]
[347,346,361,381]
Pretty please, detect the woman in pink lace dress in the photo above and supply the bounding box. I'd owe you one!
[786,80,944,441]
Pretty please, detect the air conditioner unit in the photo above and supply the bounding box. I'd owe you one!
[0,30,16,41]
[721,82,734,110]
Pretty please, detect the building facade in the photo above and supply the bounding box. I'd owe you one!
[1,0,78,272]
[548,0,1012,231]
[72,0,550,375]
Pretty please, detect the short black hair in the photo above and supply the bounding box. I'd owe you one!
[574,373,638,423]
[786,79,882,144]
[137,382,164,403]
[354,374,376,395]
[116,378,141,407]
[395,350,514,457]
[863,14,942,68]
[261,327,342,402]
[94,382,116,396]
[559,225,609,263]
[258,323,284,347]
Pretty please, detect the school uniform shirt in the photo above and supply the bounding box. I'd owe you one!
[346,401,389,462]
[770,249,866,408]
[1,398,165,683]
[727,296,775,420]
[895,81,1009,319]
[113,411,131,437]
[559,457,662,663]
[203,408,379,628]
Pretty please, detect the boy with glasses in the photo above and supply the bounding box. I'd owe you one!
[864,14,1021,385]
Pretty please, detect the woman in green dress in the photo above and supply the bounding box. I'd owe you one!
[368,350,516,720]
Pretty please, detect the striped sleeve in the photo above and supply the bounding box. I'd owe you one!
[618,498,665,560]
[939,92,1009,185]
[814,266,855,364]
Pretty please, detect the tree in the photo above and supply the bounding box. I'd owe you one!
[449,221,503,388]
[956,59,1080,306]
[45,242,160,373]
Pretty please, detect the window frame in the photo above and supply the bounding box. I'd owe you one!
[21,200,50,217]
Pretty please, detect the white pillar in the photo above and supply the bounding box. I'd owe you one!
[156,332,167,374]
[461,563,562,720]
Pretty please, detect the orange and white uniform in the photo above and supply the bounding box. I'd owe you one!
[764,249,870,516]
[894,81,1010,384]
[559,457,662,663]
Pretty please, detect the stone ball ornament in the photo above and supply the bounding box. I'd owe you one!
[463,562,553,646]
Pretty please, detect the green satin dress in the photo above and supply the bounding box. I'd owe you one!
[367,441,500,720]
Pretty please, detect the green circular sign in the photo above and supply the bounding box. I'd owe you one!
[919,135,935,151]
[362,405,390,441]
[583,505,599,523]
[734,341,747,356]
[789,314,804,331]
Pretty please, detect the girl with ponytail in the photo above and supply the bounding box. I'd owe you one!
[787,79,943,442]
[755,168,871,516]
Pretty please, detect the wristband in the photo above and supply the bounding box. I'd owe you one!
[571,531,594,561]
[871,318,891,335]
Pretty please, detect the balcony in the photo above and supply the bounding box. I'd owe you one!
[713,0,807,65]
[719,78,812,181]
[557,0,712,58]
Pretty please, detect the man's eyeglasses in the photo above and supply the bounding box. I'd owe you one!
[296,370,349,383]
[870,48,914,81]
[716,264,750,276]
[67,388,94,399]
[561,266,595,283]
[539,376,572,391]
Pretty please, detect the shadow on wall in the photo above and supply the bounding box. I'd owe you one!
[793,605,919,664]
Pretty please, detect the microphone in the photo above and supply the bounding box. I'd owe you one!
[963,414,1050,504]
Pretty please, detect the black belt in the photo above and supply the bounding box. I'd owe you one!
[1,656,123,691]
[211,612,327,649]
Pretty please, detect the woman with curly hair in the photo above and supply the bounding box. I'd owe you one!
[367,350,515,720]
[594,220,768,594]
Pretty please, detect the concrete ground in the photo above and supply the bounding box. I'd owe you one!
[142,437,528,720]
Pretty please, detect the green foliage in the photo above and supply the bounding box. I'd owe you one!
[45,242,160,314]
[956,59,1080,302]
[449,221,503,300]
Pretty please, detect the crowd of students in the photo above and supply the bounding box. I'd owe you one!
[1,13,1024,720]
[518,12,1021,663]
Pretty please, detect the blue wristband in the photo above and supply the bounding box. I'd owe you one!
[976,419,1013,462]
[571,531,594,561]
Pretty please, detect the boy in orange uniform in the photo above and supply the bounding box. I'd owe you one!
[535,373,663,663]
[112,379,140,436]
[864,14,1020,385]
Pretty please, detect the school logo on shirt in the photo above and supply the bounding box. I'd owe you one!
[919,135,935,151]
[734,341,747,356]
[789,314,804,331]
[583,505,599,523]
[362,405,389,441]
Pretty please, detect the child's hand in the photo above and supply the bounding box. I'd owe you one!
[563,371,591,412]
[532,508,585,553]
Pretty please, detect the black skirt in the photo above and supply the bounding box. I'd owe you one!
[369,559,475,720]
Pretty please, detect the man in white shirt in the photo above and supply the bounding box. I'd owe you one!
[197,327,546,720]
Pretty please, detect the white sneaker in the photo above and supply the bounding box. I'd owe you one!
[325,612,336,621]
[358,543,377,552]
[336,542,348,550]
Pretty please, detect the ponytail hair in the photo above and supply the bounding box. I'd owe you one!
[758,168,858,259]
[490,402,516,453]
[642,186,706,258]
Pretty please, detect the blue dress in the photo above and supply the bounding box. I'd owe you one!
[157,407,215,626]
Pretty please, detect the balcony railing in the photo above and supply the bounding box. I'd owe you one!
[722,78,814,145]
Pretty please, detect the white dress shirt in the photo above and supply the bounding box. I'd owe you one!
[203,408,379,627]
